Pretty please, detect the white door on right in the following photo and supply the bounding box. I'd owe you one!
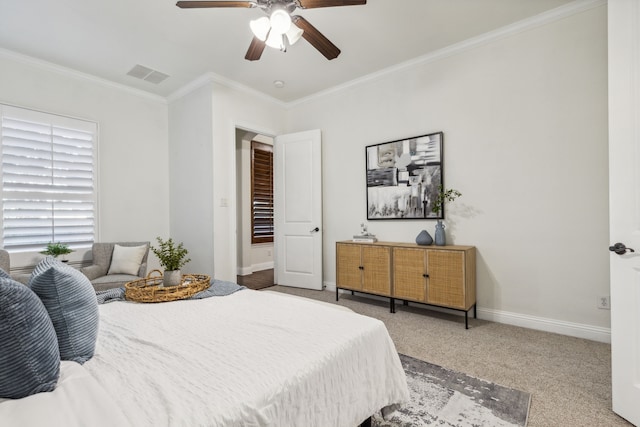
[609,1,640,425]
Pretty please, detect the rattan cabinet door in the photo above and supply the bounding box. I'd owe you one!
[336,243,362,291]
[392,248,426,302]
[426,250,465,309]
[361,246,391,296]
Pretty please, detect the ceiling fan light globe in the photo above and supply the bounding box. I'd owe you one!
[286,24,304,45]
[250,17,270,41]
[266,31,285,50]
[270,9,291,35]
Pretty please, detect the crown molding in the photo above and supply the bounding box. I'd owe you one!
[0,0,606,109]
[0,47,167,104]
[286,0,607,109]
[166,73,216,103]
[168,71,286,108]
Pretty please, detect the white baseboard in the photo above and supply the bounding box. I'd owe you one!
[237,262,274,276]
[477,307,611,344]
[238,267,252,276]
[323,282,611,344]
[324,282,337,291]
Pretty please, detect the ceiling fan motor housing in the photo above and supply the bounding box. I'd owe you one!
[258,1,298,15]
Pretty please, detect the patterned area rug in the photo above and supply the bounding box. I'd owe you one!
[374,354,531,427]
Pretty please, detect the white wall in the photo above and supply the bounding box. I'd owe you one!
[169,77,285,281]
[236,129,251,274]
[0,4,610,341]
[285,6,610,339]
[0,50,170,270]
[168,82,215,276]
[211,82,284,281]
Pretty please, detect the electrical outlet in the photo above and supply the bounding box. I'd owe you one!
[597,296,611,310]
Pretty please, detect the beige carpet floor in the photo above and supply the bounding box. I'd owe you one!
[265,285,632,427]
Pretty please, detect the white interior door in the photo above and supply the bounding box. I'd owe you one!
[609,1,640,425]
[274,129,323,290]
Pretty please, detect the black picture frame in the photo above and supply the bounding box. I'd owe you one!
[366,132,444,220]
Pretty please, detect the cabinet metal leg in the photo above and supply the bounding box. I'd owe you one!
[390,298,395,313]
[403,300,408,306]
[336,287,339,301]
[465,311,469,329]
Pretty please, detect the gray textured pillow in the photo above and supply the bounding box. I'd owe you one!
[0,277,60,399]
[29,256,99,364]
[0,267,11,279]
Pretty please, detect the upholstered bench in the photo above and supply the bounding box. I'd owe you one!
[0,250,9,275]
[0,243,150,291]
[0,249,30,285]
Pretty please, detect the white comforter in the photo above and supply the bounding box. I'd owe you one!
[82,289,409,427]
[0,361,133,427]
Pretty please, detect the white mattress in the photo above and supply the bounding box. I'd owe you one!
[84,289,408,427]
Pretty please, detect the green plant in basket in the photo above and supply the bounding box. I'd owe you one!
[151,237,191,271]
[40,242,73,258]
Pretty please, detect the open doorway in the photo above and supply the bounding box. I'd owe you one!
[235,129,275,290]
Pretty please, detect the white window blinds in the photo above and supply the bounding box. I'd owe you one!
[0,105,97,251]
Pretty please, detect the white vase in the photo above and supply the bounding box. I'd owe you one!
[163,270,182,287]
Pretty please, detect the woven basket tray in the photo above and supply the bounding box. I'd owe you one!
[125,270,211,303]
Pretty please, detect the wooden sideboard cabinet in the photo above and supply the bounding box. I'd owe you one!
[336,241,476,328]
[336,242,392,296]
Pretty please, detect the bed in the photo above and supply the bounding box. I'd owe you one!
[1,287,409,427]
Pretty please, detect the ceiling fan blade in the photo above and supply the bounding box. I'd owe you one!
[245,37,266,61]
[176,1,256,8]
[292,16,340,60]
[296,0,366,9]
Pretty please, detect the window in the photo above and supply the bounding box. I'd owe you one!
[0,105,97,252]
[251,141,273,244]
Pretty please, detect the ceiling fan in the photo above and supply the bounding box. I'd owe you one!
[176,0,367,61]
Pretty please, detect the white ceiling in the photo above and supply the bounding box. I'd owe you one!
[0,0,576,103]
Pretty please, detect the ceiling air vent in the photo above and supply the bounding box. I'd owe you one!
[126,64,170,84]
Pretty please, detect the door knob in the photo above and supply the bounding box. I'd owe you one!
[609,242,635,255]
[310,227,320,233]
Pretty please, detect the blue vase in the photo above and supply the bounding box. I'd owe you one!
[415,230,433,246]
[434,220,446,246]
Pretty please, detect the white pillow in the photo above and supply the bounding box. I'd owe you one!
[107,245,147,276]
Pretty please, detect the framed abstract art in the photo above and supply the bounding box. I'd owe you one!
[366,132,444,220]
